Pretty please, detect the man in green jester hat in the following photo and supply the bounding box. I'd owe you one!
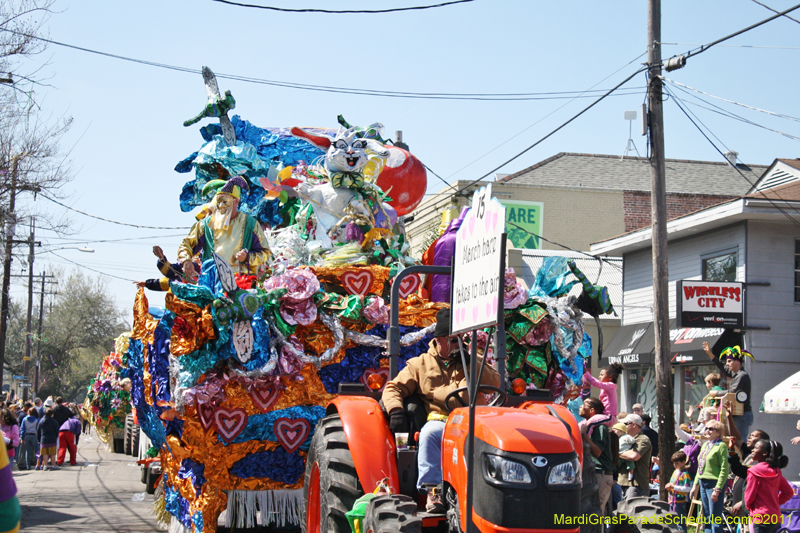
[178,176,271,277]
[703,342,754,440]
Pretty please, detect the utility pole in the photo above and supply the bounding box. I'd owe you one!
[648,0,675,499]
[34,272,56,396]
[0,157,18,393]
[22,218,36,401]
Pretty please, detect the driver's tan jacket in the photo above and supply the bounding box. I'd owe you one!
[382,341,501,417]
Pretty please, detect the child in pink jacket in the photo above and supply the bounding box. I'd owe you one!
[744,440,793,533]
[581,363,624,434]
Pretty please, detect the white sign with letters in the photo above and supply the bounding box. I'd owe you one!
[451,183,506,335]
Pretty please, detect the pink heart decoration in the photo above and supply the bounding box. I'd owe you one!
[342,270,375,296]
[485,209,492,232]
[361,368,390,391]
[492,211,499,232]
[197,402,216,430]
[395,273,420,298]
[471,306,479,323]
[213,407,248,443]
[250,386,282,413]
[460,308,466,324]
[492,296,499,315]
[467,213,475,237]
[486,301,492,318]
[274,417,311,454]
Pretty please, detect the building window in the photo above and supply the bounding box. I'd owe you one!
[703,251,737,282]
[795,240,800,302]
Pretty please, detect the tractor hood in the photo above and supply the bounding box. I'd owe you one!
[461,407,579,455]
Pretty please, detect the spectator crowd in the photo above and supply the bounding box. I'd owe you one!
[1,394,89,471]
[582,347,794,533]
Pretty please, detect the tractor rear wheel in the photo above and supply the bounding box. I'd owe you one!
[131,424,140,458]
[302,414,363,533]
[363,494,422,533]
[612,496,683,533]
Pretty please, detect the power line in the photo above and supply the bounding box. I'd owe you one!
[664,78,800,123]
[661,42,800,50]
[750,0,800,25]
[47,252,136,282]
[440,52,649,185]
[211,0,473,13]
[504,220,623,272]
[668,3,800,64]
[39,233,186,246]
[665,81,800,142]
[664,84,800,232]
[0,27,648,102]
[439,66,648,199]
[40,194,192,230]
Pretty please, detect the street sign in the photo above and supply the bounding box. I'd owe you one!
[451,183,506,335]
[19,382,32,388]
[12,375,23,380]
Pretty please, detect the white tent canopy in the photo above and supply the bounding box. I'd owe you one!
[763,370,800,415]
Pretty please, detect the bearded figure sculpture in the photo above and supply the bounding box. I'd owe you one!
[177,176,271,276]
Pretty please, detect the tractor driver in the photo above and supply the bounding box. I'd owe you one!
[382,307,501,513]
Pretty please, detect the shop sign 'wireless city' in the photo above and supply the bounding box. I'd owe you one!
[676,280,744,328]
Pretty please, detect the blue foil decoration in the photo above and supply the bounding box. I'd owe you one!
[222,405,325,447]
[319,325,434,394]
[229,448,305,484]
[178,458,206,496]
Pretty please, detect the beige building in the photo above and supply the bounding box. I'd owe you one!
[406,152,763,257]
[405,152,766,361]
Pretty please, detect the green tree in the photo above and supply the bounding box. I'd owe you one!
[35,269,127,402]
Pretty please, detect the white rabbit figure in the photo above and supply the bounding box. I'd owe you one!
[291,125,392,248]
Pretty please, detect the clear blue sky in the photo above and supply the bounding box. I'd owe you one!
[9,0,799,324]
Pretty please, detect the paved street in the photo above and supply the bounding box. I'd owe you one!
[12,430,161,532]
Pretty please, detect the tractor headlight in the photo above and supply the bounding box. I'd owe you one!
[484,454,531,484]
[546,457,581,487]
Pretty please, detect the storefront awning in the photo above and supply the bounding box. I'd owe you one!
[667,319,742,366]
[602,323,655,366]
[603,320,742,367]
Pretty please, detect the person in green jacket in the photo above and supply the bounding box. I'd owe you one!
[690,420,730,533]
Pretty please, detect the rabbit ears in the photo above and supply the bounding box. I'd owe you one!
[290,126,388,156]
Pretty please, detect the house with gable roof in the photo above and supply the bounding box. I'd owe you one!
[590,157,800,465]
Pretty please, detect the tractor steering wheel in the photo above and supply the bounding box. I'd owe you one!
[444,385,508,413]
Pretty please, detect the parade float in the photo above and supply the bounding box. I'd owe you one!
[126,68,612,533]
[85,335,134,452]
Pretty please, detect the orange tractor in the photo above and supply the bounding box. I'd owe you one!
[302,266,586,533]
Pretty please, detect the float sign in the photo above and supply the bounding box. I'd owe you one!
[677,280,744,328]
[452,183,506,335]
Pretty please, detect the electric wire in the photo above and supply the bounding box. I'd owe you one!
[664,81,800,143]
[664,78,800,123]
[40,194,192,230]
[666,3,800,64]
[664,84,800,231]
[661,42,800,49]
[211,0,473,13]
[422,65,649,212]
[750,0,800,25]
[47,251,136,282]
[0,27,647,102]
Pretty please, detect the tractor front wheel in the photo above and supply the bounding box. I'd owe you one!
[363,494,422,533]
[302,414,363,533]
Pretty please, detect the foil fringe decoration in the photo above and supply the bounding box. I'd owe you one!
[223,489,303,529]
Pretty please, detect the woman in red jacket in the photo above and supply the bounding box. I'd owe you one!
[744,440,793,533]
